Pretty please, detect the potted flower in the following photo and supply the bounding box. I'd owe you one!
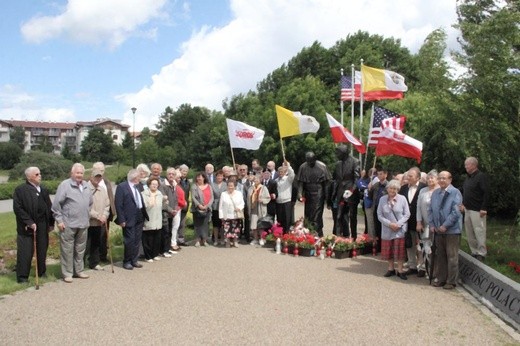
[332,237,354,259]
[296,234,317,256]
[355,233,373,255]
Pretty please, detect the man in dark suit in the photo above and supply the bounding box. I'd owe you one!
[399,167,427,276]
[115,169,149,270]
[13,167,54,283]
[261,169,277,218]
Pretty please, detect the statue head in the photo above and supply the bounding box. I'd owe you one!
[305,151,316,167]
[335,144,349,161]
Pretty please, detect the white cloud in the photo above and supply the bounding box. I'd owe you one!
[20,0,168,49]
[0,84,75,122]
[120,0,459,131]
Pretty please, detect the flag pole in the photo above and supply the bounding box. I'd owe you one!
[230,147,236,170]
[340,68,344,127]
[365,103,375,172]
[280,138,286,162]
[350,64,355,156]
[359,58,365,168]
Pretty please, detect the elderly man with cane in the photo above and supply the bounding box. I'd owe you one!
[13,167,54,285]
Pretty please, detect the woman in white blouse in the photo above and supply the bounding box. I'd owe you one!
[219,180,245,247]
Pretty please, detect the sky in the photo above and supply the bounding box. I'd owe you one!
[0,0,460,131]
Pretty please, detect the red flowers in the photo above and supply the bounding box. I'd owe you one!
[507,261,520,274]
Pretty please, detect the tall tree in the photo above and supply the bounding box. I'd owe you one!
[9,126,26,150]
[80,127,116,164]
[453,0,520,215]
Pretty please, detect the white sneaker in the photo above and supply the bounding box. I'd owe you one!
[168,250,178,254]
[153,256,161,261]
[250,240,259,246]
[163,252,172,258]
[195,241,200,247]
[93,265,104,271]
[146,259,153,263]
[233,242,239,248]
[259,239,265,246]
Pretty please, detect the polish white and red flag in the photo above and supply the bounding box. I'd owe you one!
[326,113,366,154]
[226,119,265,150]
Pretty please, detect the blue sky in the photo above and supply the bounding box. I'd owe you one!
[1,0,459,131]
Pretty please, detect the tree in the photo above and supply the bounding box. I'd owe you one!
[0,142,23,169]
[35,134,54,153]
[9,126,26,150]
[452,0,520,216]
[80,127,117,164]
[155,104,212,149]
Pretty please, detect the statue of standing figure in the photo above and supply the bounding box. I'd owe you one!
[296,152,331,237]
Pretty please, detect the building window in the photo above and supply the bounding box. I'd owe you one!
[112,134,118,140]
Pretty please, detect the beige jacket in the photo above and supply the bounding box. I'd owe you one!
[88,181,110,226]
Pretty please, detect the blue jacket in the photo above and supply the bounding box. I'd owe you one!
[115,181,149,227]
[428,184,462,235]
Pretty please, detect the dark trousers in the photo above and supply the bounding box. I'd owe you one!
[123,216,144,265]
[349,202,358,239]
[373,207,382,252]
[331,206,338,235]
[99,224,108,261]
[85,226,102,269]
[242,209,251,241]
[16,222,49,280]
[161,218,172,253]
[142,229,161,260]
[337,202,350,238]
[276,202,293,234]
[178,211,187,243]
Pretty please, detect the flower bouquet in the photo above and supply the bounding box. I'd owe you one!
[332,237,354,259]
[262,222,283,248]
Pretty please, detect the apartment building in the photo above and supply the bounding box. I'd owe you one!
[0,118,131,154]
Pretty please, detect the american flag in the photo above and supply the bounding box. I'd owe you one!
[368,106,406,146]
[340,75,360,101]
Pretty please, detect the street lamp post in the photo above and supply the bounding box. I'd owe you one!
[131,107,137,168]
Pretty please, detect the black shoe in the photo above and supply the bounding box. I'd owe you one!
[443,283,456,290]
[397,272,408,280]
[405,268,418,275]
[123,263,133,270]
[417,270,426,278]
[433,281,446,287]
[17,277,29,283]
[383,270,396,277]
[178,242,189,246]
[475,255,485,262]
[132,263,143,268]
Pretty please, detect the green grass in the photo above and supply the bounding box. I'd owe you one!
[0,211,195,295]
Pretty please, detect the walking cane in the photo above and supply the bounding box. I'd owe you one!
[33,229,39,290]
[106,222,114,273]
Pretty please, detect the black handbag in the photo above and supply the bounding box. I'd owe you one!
[257,216,274,230]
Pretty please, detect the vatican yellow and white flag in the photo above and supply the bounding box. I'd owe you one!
[275,105,320,138]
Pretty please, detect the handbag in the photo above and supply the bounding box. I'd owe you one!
[230,194,244,219]
[257,215,274,230]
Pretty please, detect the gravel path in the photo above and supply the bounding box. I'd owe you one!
[0,205,518,345]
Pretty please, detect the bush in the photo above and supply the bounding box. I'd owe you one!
[9,151,73,181]
[0,180,61,199]
[0,143,23,170]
